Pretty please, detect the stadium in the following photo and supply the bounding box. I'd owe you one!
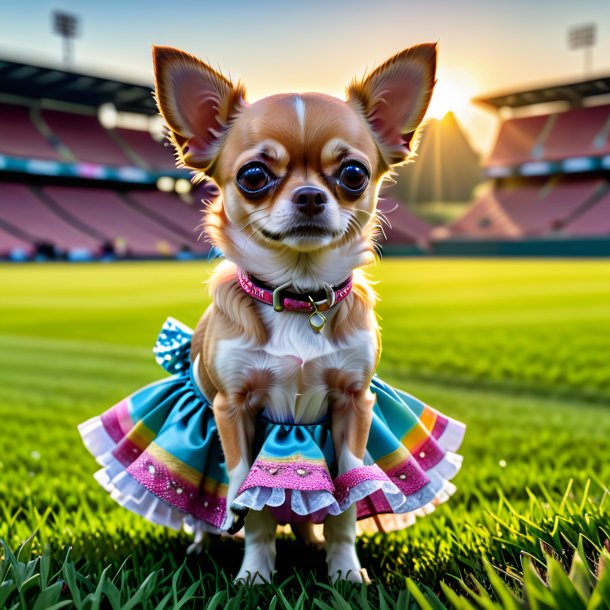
[0,57,212,260]
[1,56,610,259]
[436,74,610,255]
[1,5,609,609]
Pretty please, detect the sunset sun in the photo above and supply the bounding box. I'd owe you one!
[426,71,477,120]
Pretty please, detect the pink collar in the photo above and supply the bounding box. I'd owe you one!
[237,269,353,313]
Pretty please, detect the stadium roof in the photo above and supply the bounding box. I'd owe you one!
[0,58,157,114]
[473,74,610,111]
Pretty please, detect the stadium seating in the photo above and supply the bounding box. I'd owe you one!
[0,103,60,160]
[0,223,32,256]
[486,115,550,167]
[455,85,610,247]
[543,105,610,160]
[41,186,194,256]
[42,110,133,166]
[564,189,610,236]
[495,179,604,235]
[447,190,523,238]
[448,179,604,238]
[115,128,177,171]
[485,105,610,168]
[377,197,432,244]
[0,182,101,253]
[125,190,208,248]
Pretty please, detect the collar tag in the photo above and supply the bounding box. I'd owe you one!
[308,296,327,333]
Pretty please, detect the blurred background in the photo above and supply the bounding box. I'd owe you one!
[0,0,609,259]
[0,1,609,606]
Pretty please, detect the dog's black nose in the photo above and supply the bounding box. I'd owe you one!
[292,186,327,216]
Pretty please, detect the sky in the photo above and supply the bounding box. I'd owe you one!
[1,0,609,155]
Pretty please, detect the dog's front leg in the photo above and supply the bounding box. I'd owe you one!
[325,387,376,582]
[213,392,257,533]
[324,505,361,582]
[234,507,277,584]
[331,386,375,477]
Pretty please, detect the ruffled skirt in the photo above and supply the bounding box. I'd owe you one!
[79,318,465,534]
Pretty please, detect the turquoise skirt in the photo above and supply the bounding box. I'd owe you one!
[79,318,465,534]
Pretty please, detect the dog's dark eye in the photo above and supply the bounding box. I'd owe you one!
[236,163,274,198]
[337,162,369,195]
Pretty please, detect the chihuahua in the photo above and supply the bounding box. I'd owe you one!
[152,43,436,583]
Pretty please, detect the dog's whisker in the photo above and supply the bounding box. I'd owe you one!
[354,206,393,231]
[240,216,278,252]
[352,209,387,241]
[233,206,273,233]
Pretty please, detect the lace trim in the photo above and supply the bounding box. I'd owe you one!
[79,415,224,533]
[232,486,342,517]
[436,418,466,453]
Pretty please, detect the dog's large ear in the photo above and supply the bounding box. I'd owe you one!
[153,46,247,172]
[347,43,437,166]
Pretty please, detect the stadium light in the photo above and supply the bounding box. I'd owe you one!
[175,179,192,194]
[52,11,80,67]
[156,176,175,192]
[98,103,118,129]
[568,23,596,77]
[149,116,166,142]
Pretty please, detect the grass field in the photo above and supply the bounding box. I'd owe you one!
[1,259,609,609]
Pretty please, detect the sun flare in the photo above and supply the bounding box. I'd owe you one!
[425,71,478,121]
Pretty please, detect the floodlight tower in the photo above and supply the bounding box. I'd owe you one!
[568,23,596,77]
[53,11,80,67]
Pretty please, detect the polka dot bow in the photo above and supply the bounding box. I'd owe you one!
[153,317,193,374]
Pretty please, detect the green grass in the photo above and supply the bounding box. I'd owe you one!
[405,200,474,226]
[1,259,609,609]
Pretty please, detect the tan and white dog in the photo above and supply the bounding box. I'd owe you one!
[152,44,437,583]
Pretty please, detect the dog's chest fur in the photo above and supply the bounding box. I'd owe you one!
[213,301,377,425]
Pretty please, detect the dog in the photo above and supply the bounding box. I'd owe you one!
[152,43,437,583]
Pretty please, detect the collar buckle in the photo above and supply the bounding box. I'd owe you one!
[274,282,336,313]
[239,268,352,314]
[308,284,336,312]
[272,281,293,312]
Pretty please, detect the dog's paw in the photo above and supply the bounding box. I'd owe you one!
[329,567,371,584]
[186,529,210,555]
[234,551,275,585]
[233,569,274,586]
[326,542,364,583]
[186,538,208,555]
[184,521,210,555]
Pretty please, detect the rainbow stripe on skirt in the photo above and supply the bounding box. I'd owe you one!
[79,318,465,534]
